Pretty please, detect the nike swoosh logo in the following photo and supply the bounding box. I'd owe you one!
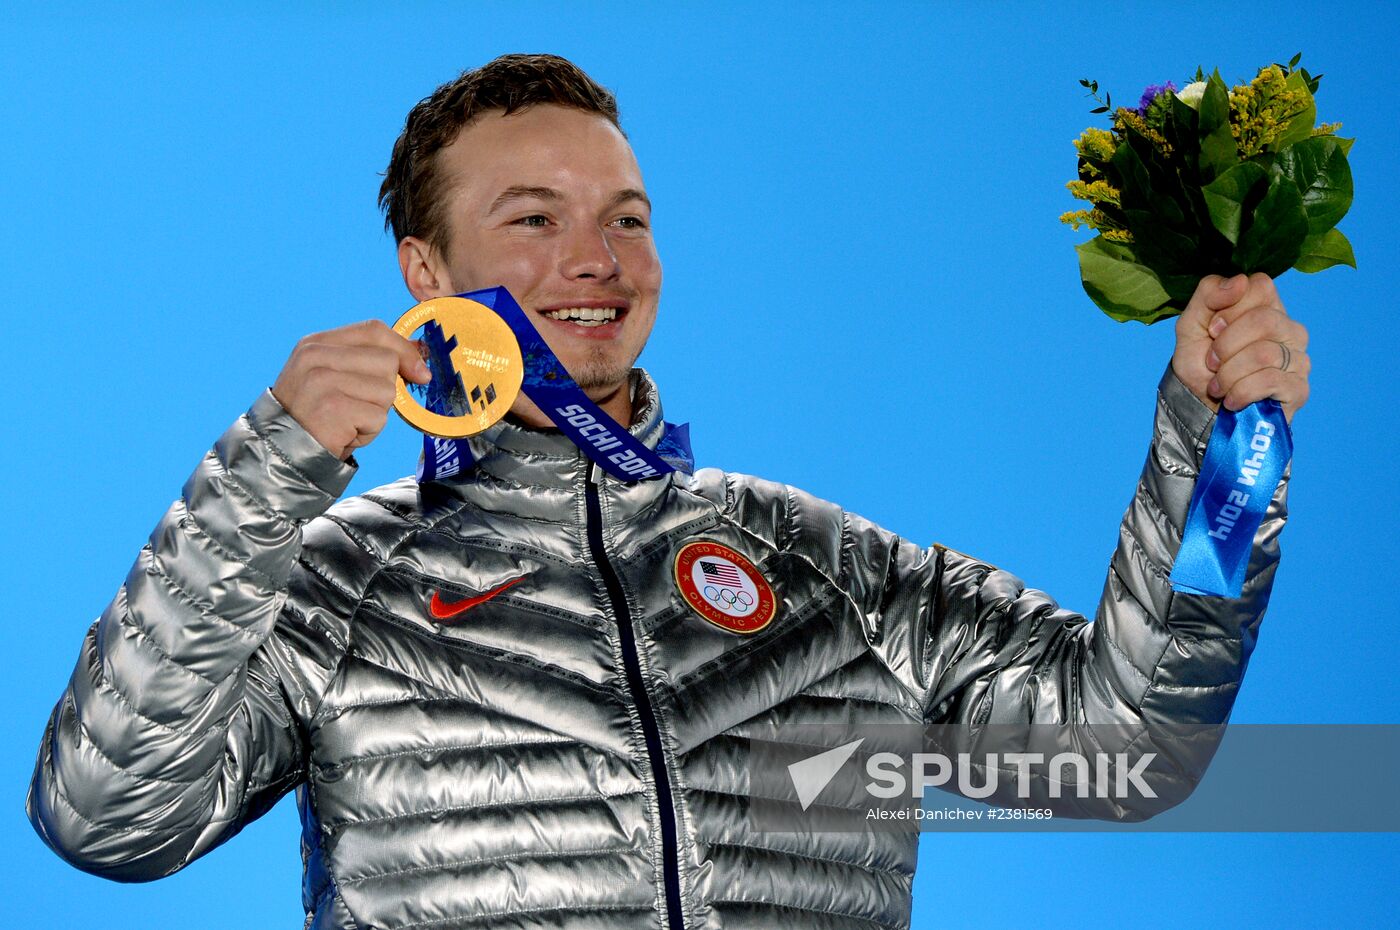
[428,575,527,622]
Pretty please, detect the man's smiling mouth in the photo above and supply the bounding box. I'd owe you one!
[535,299,632,335]
[541,306,625,327]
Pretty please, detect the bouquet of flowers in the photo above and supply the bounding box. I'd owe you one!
[1062,55,1354,323]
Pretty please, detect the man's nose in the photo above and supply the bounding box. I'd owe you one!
[560,225,620,280]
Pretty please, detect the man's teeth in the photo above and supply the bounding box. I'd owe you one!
[544,307,621,326]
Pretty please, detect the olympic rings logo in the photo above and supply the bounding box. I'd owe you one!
[703,585,754,610]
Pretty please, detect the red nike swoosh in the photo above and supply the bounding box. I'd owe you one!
[428,576,527,622]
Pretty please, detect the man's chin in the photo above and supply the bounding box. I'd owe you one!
[560,351,635,395]
[574,375,635,416]
[573,369,632,393]
[572,364,639,426]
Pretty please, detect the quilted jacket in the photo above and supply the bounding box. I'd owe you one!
[28,366,1286,929]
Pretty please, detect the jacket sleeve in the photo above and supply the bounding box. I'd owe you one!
[27,391,356,880]
[845,365,1288,819]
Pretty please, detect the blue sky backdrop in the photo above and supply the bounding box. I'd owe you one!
[3,2,1397,926]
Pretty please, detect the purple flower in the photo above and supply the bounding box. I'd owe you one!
[1136,81,1177,115]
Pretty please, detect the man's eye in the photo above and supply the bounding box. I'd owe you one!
[612,216,647,229]
[514,215,550,227]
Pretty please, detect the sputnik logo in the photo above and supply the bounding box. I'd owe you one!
[788,738,865,811]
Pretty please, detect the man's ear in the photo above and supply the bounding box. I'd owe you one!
[398,236,455,301]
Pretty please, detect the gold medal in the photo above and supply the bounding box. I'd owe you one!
[391,296,524,438]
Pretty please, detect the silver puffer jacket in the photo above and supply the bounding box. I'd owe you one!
[29,367,1285,929]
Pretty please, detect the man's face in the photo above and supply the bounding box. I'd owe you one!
[428,104,660,404]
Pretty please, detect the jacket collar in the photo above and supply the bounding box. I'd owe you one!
[442,369,680,523]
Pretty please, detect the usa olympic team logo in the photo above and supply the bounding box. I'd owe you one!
[673,540,776,634]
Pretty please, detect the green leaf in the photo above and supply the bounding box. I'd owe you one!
[1112,130,1208,275]
[1197,74,1238,181]
[1336,136,1355,156]
[1116,132,1188,225]
[1123,207,1201,272]
[1293,228,1356,273]
[1198,119,1243,179]
[1233,171,1308,276]
[1111,134,1153,203]
[1270,70,1317,150]
[1161,272,1207,304]
[1170,92,1199,138]
[1275,136,1354,233]
[1075,237,1178,324]
[1197,72,1231,135]
[1202,162,1267,244]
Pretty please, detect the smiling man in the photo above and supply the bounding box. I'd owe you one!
[393,99,660,427]
[29,55,1311,930]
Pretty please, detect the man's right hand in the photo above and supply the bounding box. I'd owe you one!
[271,320,431,461]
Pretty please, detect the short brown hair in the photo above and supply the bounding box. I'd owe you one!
[379,53,621,255]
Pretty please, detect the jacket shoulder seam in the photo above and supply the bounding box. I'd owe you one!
[779,484,798,553]
[668,477,728,525]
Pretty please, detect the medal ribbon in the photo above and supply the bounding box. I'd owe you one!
[416,287,693,483]
[1169,399,1291,597]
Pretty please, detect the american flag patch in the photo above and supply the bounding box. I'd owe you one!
[674,540,777,635]
[700,560,744,587]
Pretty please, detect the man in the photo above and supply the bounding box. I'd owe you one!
[28,54,1310,929]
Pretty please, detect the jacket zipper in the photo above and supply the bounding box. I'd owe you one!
[585,462,685,930]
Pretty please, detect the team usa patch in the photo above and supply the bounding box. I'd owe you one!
[673,540,776,635]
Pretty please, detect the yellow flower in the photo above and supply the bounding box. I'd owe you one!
[1059,209,1095,230]
[1066,179,1122,207]
[1229,64,1311,156]
[1058,208,1133,243]
[1073,127,1117,164]
[1113,107,1172,155]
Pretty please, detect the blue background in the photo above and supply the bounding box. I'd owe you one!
[3,2,1397,926]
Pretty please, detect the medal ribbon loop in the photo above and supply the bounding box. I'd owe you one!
[416,287,693,483]
[1169,399,1292,598]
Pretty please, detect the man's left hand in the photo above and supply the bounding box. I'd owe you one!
[1173,273,1311,424]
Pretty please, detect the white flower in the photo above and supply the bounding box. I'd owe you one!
[1176,81,1208,110]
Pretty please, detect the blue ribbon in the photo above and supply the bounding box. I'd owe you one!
[1169,399,1292,597]
[413,287,693,484]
